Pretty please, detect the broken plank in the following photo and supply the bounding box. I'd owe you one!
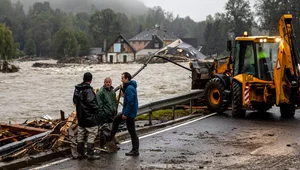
[57,111,77,144]
[0,123,48,135]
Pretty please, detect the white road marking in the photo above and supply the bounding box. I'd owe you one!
[29,113,217,170]
[121,113,218,144]
[29,158,72,170]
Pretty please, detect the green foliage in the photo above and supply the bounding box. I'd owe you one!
[15,48,25,57]
[24,39,36,56]
[203,13,229,56]
[225,0,253,36]
[89,9,121,47]
[6,0,300,58]
[52,28,79,59]
[136,109,193,121]
[74,12,90,34]
[25,24,52,57]
[254,0,300,48]
[0,24,15,60]
[74,31,90,56]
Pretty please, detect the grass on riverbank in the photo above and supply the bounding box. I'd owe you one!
[136,108,206,122]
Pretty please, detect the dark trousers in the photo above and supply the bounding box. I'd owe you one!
[111,113,139,151]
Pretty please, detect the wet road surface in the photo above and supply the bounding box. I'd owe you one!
[27,107,300,170]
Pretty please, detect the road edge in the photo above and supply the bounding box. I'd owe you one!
[0,112,211,170]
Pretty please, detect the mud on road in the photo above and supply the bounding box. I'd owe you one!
[24,109,300,170]
[136,110,300,170]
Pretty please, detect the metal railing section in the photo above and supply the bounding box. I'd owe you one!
[122,89,204,125]
[137,90,203,115]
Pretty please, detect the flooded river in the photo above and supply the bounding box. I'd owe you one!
[0,60,192,123]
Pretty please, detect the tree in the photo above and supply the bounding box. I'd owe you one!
[25,24,52,57]
[169,16,188,37]
[24,39,36,56]
[0,24,15,60]
[89,9,121,48]
[225,0,254,36]
[74,31,90,57]
[52,28,79,59]
[202,13,229,56]
[255,0,283,35]
[74,12,90,34]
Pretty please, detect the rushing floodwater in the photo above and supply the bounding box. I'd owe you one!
[0,60,192,123]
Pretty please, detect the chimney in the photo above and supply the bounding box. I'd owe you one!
[103,39,107,52]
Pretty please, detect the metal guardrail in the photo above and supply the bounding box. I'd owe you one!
[137,90,203,115]
[131,90,204,125]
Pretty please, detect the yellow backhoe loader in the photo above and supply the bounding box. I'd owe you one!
[191,14,300,118]
[228,14,300,118]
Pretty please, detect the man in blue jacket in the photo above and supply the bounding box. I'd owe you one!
[110,72,139,156]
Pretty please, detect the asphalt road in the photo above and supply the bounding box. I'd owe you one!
[27,106,300,170]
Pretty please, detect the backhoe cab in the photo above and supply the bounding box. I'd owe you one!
[229,14,300,118]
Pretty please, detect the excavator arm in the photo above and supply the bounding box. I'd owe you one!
[274,14,300,105]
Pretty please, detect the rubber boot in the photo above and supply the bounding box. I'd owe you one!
[99,135,106,149]
[87,143,100,160]
[112,137,120,150]
[77,142,87,159]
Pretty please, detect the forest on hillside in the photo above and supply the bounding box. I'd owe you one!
[1,0,300,59]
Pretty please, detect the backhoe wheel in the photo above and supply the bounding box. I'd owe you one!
[204,78,228,113]
[280,103,295,118]
[232,81,246,118]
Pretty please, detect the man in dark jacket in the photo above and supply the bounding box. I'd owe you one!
[73,72,100,160]
[110,72,139,156]
[96,77,118,148]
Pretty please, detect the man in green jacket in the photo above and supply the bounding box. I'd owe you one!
[96,77,118,148]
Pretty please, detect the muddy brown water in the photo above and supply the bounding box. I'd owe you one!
[0,60,192,123]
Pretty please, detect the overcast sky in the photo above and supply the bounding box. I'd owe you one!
[140,0,256,22]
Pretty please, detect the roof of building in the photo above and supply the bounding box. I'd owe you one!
[129,27,179,41]
[155,39,206,59]
[136,49,158,56]
[89,48,103,54]
[180,38,198,48]
[106,34,137,52]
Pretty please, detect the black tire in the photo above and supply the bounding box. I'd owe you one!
[204,78,228,113]
[280,103,295,118]
[252,103,273,113]
[232,81,246,118]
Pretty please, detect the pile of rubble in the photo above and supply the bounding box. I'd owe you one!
[0,61,19,73]
[0,111,77,162]
[32,62,66,68]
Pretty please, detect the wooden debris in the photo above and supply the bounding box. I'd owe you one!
[0,111,78,162]
[57,111,77,145]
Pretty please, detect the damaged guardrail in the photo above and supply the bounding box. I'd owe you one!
[135,89,204,125]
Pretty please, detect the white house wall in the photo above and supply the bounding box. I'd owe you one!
[106,53,135,63]
[106,53,117,63]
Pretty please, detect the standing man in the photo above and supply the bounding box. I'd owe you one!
[73,72,100,160]
[96,77,118,148]
[110,72,139,156]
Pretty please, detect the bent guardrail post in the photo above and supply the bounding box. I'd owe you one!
[149,112,152,126]
[172,106,175,120]
[190,101,193,114]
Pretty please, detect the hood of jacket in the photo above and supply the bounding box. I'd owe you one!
[75,82,92,91]
[124,80,137,90]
